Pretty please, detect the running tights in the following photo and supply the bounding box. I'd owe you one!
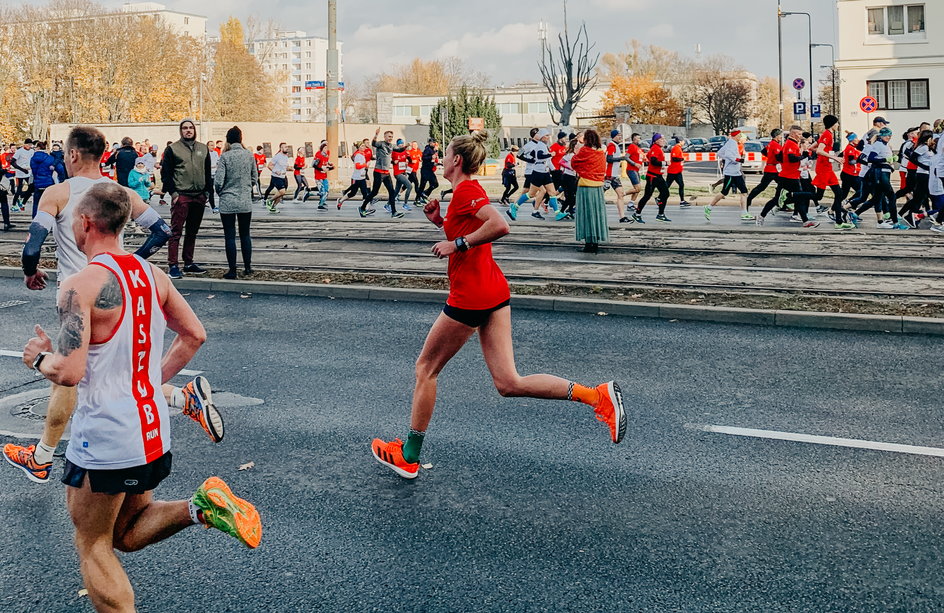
[815,184,844,224]
[418,169,439,200]
[394,173,412,204]
[637,175,668,215]
[665,172,685,202]
[747,172,780,209]
[501,172,519,203]
[343,179,369,201]
[293,174,311,200]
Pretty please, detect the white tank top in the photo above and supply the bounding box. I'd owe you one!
[55,176,115,283]
[65,253,171,470]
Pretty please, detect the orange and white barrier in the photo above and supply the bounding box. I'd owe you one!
[680,152,764,162]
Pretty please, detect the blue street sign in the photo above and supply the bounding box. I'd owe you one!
[811,104,822,119]
[793,78,805,91]
[793,101,807,116]
[305,80,326,89]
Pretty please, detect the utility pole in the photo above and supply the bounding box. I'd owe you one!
[326,0,339,183]
[777,0,784,128]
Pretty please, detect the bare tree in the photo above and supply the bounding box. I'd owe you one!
[538,1,598,126]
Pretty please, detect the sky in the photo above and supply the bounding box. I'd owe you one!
[151,0,838,93]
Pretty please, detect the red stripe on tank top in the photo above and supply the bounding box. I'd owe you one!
[115,254,164,463]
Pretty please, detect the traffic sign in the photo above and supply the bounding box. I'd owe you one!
[793,78,806,91]
[305,80,325,90]
[811,104,822,119]
[859,96,878,113]
[793,101,807,116]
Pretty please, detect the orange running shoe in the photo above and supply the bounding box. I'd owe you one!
[191,476,262,549]
[181,376,224,443]
[593,381,626,444]
[371,438,419,479]
[3,444,52,483]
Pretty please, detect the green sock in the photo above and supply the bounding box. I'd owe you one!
[402,429,425,463]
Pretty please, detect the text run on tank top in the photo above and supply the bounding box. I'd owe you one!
[55,176,119,283]
[65,253,171,470]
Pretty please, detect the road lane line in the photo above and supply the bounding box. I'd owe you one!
[688,424,944,458]
[1,350,202,376]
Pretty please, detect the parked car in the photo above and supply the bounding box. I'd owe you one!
[706,136,728,152]
[685,138,708,152]
[742,141,764,174]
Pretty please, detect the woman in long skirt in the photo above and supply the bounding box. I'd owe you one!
[570,129,609,253]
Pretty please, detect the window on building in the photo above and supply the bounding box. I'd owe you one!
[291,86,301,93]
[908,5,925,33]
[306,51,311,58]
[184,17,189,25]
[867,79,930,110]
[528,102,550,114]
[305,63,311,69]
[868,5,924,36]
[497,103,521,115]
[887,5,904,35]
[393,106,413,117]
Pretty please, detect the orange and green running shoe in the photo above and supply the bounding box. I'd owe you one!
[593,381,627,444]
[371,438,419,479]
[181,376,224,443]
[3,444,52,483]
[192,476,262,549]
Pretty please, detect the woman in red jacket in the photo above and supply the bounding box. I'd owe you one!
[570,129,608,253]
[499,145,519,205]
[370,130,626,479]
[292,147,313,202]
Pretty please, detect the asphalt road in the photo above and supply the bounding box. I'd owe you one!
[0,277,942,612]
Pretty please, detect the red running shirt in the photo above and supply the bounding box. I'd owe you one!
[667,144,684,174]
[646,144,664,178]
[313,151,330,180]
[504,152,516,171]
[549,142,567,170]
[841,143,860,176]
[254,153,267,172]
[409,147,421,172]
[625,143,643,171]
[779,138,801,180]
[293,155,305,176]
[391,149,410,176]
[442,180,510,310]
[764,140,782,174]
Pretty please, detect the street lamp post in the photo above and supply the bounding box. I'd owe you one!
[777,0,784,128]
[782,11,813,128]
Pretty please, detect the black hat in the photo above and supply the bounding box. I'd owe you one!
[770,128,782,138]
[873,116,888,125]
[823,115,839,130]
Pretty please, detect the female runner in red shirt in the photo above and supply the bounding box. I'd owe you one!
[371,131,626,479]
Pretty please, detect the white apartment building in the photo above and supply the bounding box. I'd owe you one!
[249,31,343,122]
[119,2,206,40]
[836,1,939,132]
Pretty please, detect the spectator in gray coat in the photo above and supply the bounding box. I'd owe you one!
[214,126,258,279]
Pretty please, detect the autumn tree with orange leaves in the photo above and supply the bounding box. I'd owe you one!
[598,73,683,129]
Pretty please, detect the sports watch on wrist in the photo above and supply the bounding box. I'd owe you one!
[32,351,51,372]
[455,236,470,252]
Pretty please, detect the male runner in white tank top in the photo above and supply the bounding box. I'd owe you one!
[4,126,224,485]
[20,182,261,611]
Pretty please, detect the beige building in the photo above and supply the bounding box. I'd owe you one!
[118,2,206,39]
[249,31,343,122]
[836,1,938,133]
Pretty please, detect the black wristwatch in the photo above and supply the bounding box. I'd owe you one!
[32,351,51,372]
[455,236,470,252]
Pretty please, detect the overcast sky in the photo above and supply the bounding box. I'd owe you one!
[152,0,838,92]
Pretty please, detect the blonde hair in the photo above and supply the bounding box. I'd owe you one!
[449,130,488,174]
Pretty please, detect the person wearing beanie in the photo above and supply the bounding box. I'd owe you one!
[159,119,214,279]
[812,114,849,228]
[665,136,691,208]
[635,133,671,223]
[391,138,414,209]
[509,128,563,221]
[747,128,785,211]
[214,125,257,279]
[894,126,920,204]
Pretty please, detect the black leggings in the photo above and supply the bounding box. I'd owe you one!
[220,212,252,272]
[900,174,929,221]
[747,172,781,209]
[14,178,31,203]
[867,171,896,222]
[343,179,370,200]
[636,175,668,214]
[762,178,810,221]
[561,173,578,214]
[837,173,861,204]
[293,174,311,200]
[815,184,844,223]
[409,171,420,195]
[366,171,396,211]
[0,190,8,225]
[501,171,519,202]
[894,169,916,200]
[418,168,439,199]
[665,172,685,201]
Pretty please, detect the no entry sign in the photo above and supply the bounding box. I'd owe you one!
[793,78,805,90]
[859,96,878,113]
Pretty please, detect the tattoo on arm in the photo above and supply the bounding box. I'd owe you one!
[56,289,85,356]
[94,274,123,310]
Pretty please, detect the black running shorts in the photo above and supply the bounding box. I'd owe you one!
[269,176,288,190]
[529,171,553,188]
[62,452,172,494]
[603,177,622,191]
[442,300,510,328]
[720,175,748,195]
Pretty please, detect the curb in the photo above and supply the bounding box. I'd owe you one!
[3,266,941,335]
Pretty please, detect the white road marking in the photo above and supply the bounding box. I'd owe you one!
[690,424,944,458]
[1,350,202,376]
